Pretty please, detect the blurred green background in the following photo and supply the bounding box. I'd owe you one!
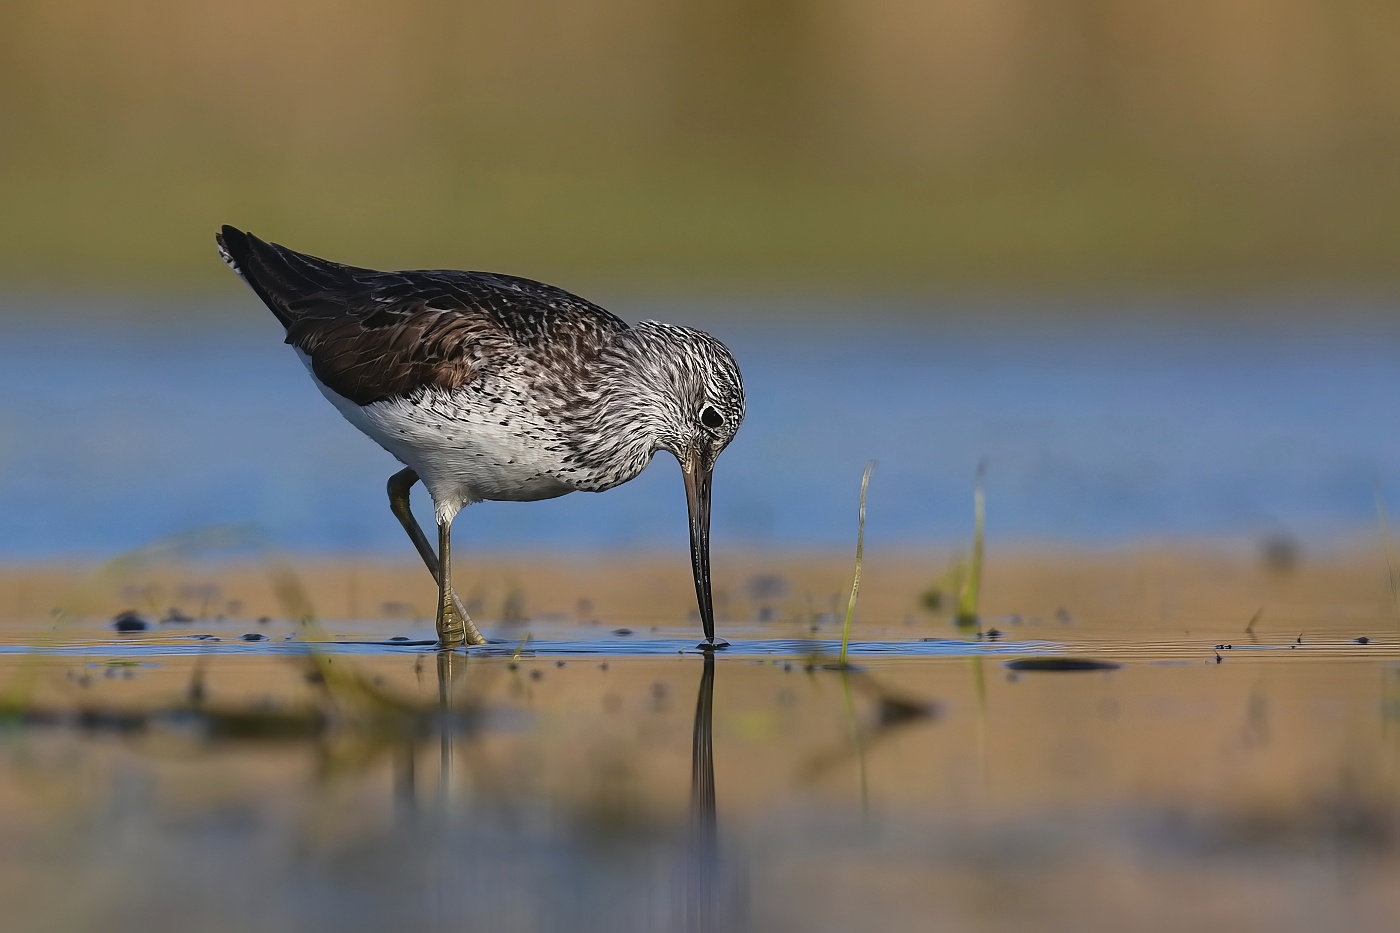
[2,0,1400,294]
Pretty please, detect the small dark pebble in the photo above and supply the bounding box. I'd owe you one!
[258,616,272,625]
[612,628,633,636]
[555,660,566,668]
[240,633,267,642]
[389,636,410,642]
[529,669,543,681]
[599,662,610,672]
[782,662,793,672]
[1355,636,1371,645]
[985,628,1003,640]
[112,611,149,633]
[1215,652,1223,664]
[1004,657,1121,672]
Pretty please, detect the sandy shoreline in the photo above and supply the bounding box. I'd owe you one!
[1,544,1394,633]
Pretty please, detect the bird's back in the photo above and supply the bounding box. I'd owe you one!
[215,225,629,407]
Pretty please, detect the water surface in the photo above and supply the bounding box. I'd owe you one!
[3,303,1400,556]
[1,609,1396,932]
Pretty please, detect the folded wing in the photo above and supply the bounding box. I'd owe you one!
[216,225,627,406]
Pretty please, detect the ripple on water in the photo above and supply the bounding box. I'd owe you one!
[0,634,1059,660]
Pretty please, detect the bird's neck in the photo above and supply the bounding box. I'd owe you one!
[565,328,677,491]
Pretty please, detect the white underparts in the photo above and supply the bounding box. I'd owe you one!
[295,351,579,524]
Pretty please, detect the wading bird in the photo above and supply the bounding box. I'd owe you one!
[216,226,744,650]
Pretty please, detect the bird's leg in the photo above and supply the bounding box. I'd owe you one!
[436,516,485,647]
[388,468,439,578]
[387,468,485,647]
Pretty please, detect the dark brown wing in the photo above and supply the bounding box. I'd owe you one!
[215,225,629,406]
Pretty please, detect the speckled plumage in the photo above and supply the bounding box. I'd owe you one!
[215,226,745,523]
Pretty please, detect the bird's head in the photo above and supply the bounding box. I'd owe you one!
[594,321,745,648]
[631,323,745,473]
[590,322,744,471]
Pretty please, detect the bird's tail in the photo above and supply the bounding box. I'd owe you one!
[215,225,294,327]
[216,225,370,328]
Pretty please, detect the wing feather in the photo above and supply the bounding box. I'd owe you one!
[215,225,628,406]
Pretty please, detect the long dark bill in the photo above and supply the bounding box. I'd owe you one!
[682,458,727,650]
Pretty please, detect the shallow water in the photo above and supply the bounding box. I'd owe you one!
[2,608,1398,932]
[4,306,1400,555]
[5,301,1400,929]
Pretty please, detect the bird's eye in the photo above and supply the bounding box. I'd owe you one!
[700,405,725,429]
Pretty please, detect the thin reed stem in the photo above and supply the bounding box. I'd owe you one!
[956,460,986,628]
[839,460,876,666]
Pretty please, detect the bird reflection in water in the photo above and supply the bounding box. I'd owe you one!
[387,649,747,930]
[684,652,741,932]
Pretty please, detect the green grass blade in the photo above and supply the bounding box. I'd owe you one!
[956,461,986,628]
[839,461,876,666]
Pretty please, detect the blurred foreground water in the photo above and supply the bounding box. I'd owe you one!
[2,299,1400,557]
[0,606,1397,933]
